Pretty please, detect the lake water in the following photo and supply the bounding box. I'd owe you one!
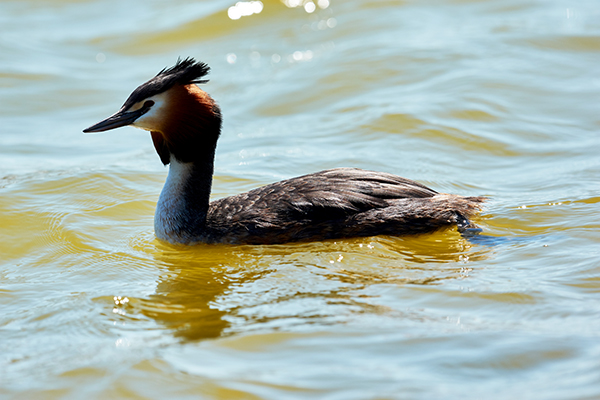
[1,0,600,398]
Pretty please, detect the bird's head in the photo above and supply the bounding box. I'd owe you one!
[84,57,222,165]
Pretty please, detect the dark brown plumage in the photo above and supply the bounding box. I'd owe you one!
[203,168,485,244]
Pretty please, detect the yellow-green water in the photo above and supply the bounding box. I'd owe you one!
[2,0,600,398]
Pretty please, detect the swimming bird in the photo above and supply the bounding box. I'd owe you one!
[84,57,485,245]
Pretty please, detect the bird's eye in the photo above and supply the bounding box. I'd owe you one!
[143,100,155,108]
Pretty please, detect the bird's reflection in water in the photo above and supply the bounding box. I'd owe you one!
[138,243,271,341]
[134,230,489,342]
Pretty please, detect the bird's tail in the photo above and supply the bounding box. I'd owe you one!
[450,195,486,233]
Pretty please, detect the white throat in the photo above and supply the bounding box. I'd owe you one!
[154,157,195,243]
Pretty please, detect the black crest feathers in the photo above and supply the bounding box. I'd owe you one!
[122,57,211,109]
[155,57,210,85]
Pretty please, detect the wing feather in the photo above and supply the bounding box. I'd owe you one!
[210,168,438,222]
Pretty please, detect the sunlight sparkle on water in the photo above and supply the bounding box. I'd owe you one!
[290,50,313,62]
[228,1,263,20]
[284,0,329,10]
[226,53,237,64]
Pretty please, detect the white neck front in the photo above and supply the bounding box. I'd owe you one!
[154,155,200,243]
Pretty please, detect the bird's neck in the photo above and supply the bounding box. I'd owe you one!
[154,155,214,244]
[150,84,222,244]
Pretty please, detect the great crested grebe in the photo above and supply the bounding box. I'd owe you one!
[84,57,485,245]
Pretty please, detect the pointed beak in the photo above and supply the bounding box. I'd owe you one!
[83,107,145,133]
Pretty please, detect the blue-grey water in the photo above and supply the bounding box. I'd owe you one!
[1,0,600,398]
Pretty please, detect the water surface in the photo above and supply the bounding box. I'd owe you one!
[1,0,600,398]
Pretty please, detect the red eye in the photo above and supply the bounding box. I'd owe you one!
[144,100,155,108]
